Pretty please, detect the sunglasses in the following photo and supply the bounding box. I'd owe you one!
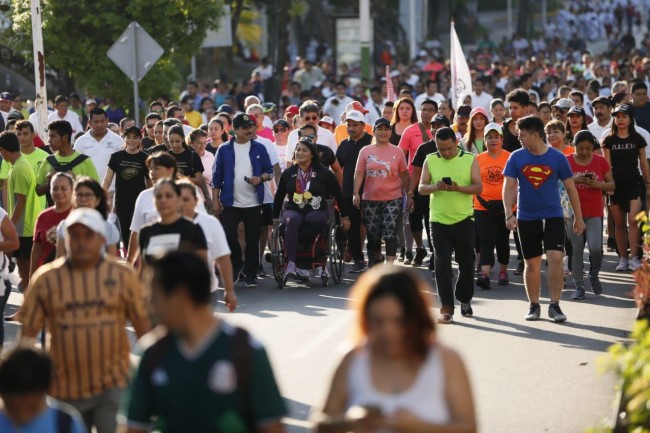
[303,116,319,121]
[299,133,316,140]
[146,124,155,128]
[274,127,288,133]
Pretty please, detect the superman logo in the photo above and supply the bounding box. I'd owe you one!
[522,164,553,189]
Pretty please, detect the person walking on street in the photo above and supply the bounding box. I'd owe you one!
[419,127,482,323]
[121,251,286,433]
[20,208,150,433]
[503,116,585,323]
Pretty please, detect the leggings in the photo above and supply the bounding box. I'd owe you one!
[474,210,510,267]
[283,209,329,262]
[566,216,603,287]
[362,198,403,256]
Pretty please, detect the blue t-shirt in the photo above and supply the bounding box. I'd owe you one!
[0,404,87,433]
[503,147,573,220]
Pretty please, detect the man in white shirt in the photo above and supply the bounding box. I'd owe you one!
[322,82,354,124]
[73,107,122,187]
[47,95,84,137]
[470,77,493,112]
[414,79,445,109]
[286,100,338,159]
[364,86,387,126]
[588,96,613,141]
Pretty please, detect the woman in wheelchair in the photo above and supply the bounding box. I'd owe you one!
[273,137,350,278]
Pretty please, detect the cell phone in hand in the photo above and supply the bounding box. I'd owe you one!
[244,176,251,183]
[442,177,452,185]
[583,173,594,179]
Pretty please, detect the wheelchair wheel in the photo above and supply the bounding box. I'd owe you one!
[270,224,286,289]
[322,274,329,287]
[329,224,344,283]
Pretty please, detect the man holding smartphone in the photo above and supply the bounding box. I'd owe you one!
[418,127,482,324]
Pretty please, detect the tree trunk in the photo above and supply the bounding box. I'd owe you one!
[224,0,245,81]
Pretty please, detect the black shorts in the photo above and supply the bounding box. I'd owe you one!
[517,218,565,259]
[14,236,33,260]
[261,203,273,225]
[408,192,429,232]
[609,176,643,212]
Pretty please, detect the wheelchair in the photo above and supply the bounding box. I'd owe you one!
[267,199,345,289]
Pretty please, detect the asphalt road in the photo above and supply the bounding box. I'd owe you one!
[2,242,636,433]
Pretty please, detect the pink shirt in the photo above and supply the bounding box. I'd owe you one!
[257,127,275,142]
[356,145,408,201]
[398,122,432,174]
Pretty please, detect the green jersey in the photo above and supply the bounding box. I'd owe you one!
[0,148,49,211]
[36,151,98,185]
[426,149,475,225]
[7,156,39,237]
[124,322,286,433]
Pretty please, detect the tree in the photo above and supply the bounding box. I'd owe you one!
[8,0,225,105]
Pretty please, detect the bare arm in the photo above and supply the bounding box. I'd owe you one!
[639,148,650,185]
[10,194,26,227]
[0,217,19,253]
[215,255,237,312]
[409,166,422,194]
[191,173,211,206]
[126,231,140,265]
[313,352,355,433]
[29,242,43,280]
[352,170,365,199]
[418,163,436,195]
[102,167,115,192]
[273,163,282,188]
[331,160,343,185]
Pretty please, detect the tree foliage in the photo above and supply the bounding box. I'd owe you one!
[8,0,225,103]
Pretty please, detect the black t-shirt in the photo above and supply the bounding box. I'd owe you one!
[336,133,373,197]
[389,125,402,146]
[412,139,439,168]
[107,150,149,215]
[634,103,650,132]
[602,132,647,180]
[170,147,204,177]
[138,218,208,264]
[317,144,336,167]
[141,137,155,151]
[502,118,521,152]
[205,142,221,155]
[147,144,169,155]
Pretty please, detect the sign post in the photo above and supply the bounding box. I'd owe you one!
[108,22,163,126]
[30,0,48,138]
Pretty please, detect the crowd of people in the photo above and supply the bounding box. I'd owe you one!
[0,7,649,430]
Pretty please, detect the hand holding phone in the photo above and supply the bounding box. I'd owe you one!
[442,177,452,185]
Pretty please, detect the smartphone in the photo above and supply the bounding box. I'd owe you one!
[583,173,594,179]
[442,177,452,185]
[244,176,251,183]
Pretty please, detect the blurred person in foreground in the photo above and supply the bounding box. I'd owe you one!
[314,266,476,433]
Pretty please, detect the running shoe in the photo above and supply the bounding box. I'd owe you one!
[498,271,509,286]
[460,303,473,317]
[233,267,244,284]
[398,248,406,262]
[476,272,491,290]
[284,261,297,278]
[245,277,258,288]
[548,303,567,322]
[589,274,603,295]
[606,237,617,252]
[514,261,525,275]
[257,264,267,277]
[615,257,629,272]
[350,260,367,273]
[412,248,427,266]
[474,263,481,276]
[629,256,642,271]
[404,250,413,265]
[437,313,453,324]
[571,287,586,300]
[525,303,541,321]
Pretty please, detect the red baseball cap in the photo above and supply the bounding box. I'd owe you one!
[345,101,369,115]
[285,105,299,116]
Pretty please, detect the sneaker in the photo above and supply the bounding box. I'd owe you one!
[460,302,473,317]
[368,254,385,268]
[474,263,482,276]
[607,237,617,252]
[548,303,567,322]
[615,257,629,272]
[285,261,297,278]
[404,250,413,265]
[525,303,541,321]
[398,248,406,262]
[629,256,642,271]
[571,287,586,300]
[437,313,453,324]
[350,260,367,273]
[245,277,258,288]
[233,267,244,284]
[498,271,509,286]
[514,261,525,275]
[257,264,267,277]
[296,268,311,279]
[476,272,491,290]
[589,274,603,295]
[412,248,427,266]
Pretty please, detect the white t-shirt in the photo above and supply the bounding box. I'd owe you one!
[589,118,612,144]
[286,126,337,163]
[323,95,355,124]
[194,212,230,293]
[414,92,445,109]
[73,129,123,187]
[274,143,288,170]
[199,151,216,187]
[232,141,258,208]
[48,110,84,137]
[470,92,493,112]
[130,187,208,234]
[254,136,279,204]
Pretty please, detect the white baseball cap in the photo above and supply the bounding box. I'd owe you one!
[345,110,365,123]
[65,208,107,240]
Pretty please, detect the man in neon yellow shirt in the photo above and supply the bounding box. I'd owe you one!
[35,120,98,198]
[419,126,482,324]
[0,131,39,290]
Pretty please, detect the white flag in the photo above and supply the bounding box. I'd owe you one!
[450,21,472,109]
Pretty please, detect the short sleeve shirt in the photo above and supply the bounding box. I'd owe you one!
[567,153,611,217]
[124,323,287,433]
[355,145,408,201]
[503,147,573,220]
[36,151,99,185]
[138,218,208,265]
[398,122,432,174]
[602,133,646,181]
[7,156,39,237]
[107,150,149,215]
[474,150,510,211]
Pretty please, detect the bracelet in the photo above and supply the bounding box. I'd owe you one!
[407,191,414,197]
[506,214,515,221]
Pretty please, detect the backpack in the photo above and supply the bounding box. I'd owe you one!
[46,154,89,173]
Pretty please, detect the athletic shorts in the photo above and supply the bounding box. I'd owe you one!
[261,203,273,225]
[517,217,565,259]
[609,176,643,212]
[14,236,33,260]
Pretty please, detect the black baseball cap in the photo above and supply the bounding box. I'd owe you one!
[430,113,451,127]
[0,92,11,101]
[457,105,472,118]
[217,104,234,115]
[591,96,611,108]
[232,113,255,129]
[273,119,290,130]
[124,126,142,138]
[613,103,634,116]
[373,118,391,129]
[567,106,585,116]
